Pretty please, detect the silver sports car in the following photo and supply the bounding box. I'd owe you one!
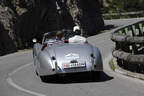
[33,30,103,82]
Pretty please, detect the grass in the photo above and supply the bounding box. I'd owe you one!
[109,58,116,71]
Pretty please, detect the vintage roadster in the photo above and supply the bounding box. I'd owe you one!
[33,30,103,82]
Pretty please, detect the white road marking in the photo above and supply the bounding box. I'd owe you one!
[7,62,47,96]
[8,63,33,76]
[7,77,46,96]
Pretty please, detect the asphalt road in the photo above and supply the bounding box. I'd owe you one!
[0,18,144,96]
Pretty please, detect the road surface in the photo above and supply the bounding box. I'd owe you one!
[0,18,144,96]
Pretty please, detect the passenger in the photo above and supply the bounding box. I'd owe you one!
[56,30,64,40]
[56,30,67,43]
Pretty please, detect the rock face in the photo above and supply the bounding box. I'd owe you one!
[56,0,104,35]
[56,0,75,29]
[0,5,17,55]
[0,0,58,55]
[66,0,104,35]
[0,0,104,56]
[15,0,58,47]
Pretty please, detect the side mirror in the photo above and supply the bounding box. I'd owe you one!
[32,38,37,43]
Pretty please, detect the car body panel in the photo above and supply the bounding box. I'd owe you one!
[33,31,103,76]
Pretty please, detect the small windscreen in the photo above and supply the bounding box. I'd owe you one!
[44,30,75,41]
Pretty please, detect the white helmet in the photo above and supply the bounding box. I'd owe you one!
[73,26,80,32]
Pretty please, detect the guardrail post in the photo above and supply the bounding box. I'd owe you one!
[124,28,129,35]
[138,23,143,36]
[119,30,123,35]
[131,25,140,54]
[132,25,136,36]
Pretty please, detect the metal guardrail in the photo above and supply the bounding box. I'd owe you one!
[111,20,144,73]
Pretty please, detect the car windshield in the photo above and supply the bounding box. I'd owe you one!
[44,31,57,42]
[43,30,75,43]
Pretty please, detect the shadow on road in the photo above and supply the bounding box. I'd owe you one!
[41,72,114,84]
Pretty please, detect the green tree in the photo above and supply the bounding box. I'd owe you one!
[100,0,144,13]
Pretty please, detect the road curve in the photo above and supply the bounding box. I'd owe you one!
[0,18,144,96]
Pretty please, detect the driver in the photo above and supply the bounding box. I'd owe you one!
[46,31,64,45]
[56,30,64,40]
[68,26,87,43]
[55,30,67,43]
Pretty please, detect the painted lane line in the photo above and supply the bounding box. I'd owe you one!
[7,62,47,96]
[7,77,46,96]
[8,62,33,76]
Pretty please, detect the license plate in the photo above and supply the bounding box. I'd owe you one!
[63,63,86,69]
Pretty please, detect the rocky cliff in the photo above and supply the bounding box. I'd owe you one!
[0,0,104,56]
[0,5,17,55]
[65,0,104,35]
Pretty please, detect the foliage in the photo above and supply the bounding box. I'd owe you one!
[100,0,144,13]
[109,58,115,71]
